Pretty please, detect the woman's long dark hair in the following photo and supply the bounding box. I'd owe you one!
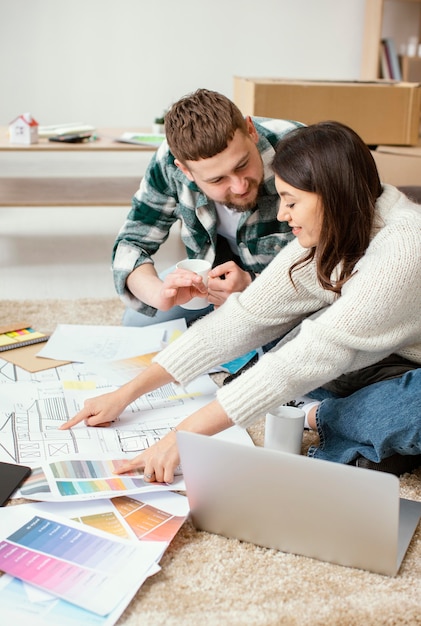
[271,121,383,294]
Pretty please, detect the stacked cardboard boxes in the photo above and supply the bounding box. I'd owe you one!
[371,142,421,185]
[233,77,421,147]
[234,77,421,184]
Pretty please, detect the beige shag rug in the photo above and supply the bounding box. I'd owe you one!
[1,298,421,626]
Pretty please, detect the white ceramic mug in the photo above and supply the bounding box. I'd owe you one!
[176,258,211,310]
[264,406,305,455]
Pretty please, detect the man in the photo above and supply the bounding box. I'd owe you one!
[112,88,303,326]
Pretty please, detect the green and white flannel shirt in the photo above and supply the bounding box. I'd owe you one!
[112,116,304,316]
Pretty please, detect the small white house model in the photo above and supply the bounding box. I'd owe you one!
[9,113,39,144]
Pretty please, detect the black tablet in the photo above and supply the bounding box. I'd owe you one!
[0,461,31,506]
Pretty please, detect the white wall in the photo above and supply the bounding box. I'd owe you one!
[0,0,366,128]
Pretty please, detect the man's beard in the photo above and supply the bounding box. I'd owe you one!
[224,178,264,212]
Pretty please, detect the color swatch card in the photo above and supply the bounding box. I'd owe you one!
[31,491,189,543]
[20,455,185,502]
[0,507,164,616]
[0,492,188,625]
[0,574,146,626]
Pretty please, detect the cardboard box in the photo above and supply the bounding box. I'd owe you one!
[233,77,421,146]
[371,142,421,186]
[400,56,421,83]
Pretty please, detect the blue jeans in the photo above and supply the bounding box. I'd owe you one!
[123,303,213,327]
[307,368,421,464]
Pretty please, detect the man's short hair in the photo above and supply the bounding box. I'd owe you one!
[165,88,248,164]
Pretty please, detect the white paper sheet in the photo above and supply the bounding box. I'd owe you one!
[0,375,217,467]
[0,373,253,501]
[37,318,187,362]
[0,318,254,502]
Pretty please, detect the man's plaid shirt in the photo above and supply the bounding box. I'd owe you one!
[112,116,303,316]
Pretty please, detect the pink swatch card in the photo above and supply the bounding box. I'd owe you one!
[0,512,163,615]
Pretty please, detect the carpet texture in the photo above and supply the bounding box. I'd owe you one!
[2,298,421,626]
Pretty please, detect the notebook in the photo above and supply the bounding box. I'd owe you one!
[0,322,49,352]
[0,321,69,372]
[0,462,31,506]
[177,432,421,576]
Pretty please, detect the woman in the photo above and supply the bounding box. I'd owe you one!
[61,122,421,482]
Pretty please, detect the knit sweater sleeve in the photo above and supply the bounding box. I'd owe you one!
[216,187,421,427]
[155,186,421,429]
[154,237,330,385]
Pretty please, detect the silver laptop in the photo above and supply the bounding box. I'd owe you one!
[177,432,421,576]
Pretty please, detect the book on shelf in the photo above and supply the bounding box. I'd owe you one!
[381,38,402,81]
[380,40,392,79]
[116,132,165,147]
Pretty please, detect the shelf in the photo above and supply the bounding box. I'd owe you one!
[362,0,421,80]
[0,177,140,206]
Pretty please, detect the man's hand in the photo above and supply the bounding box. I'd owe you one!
[126,264,208,311]
[158,267,208,310]
[207,261,252,307]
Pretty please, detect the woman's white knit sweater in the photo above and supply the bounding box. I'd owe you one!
[154,185,421,428]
